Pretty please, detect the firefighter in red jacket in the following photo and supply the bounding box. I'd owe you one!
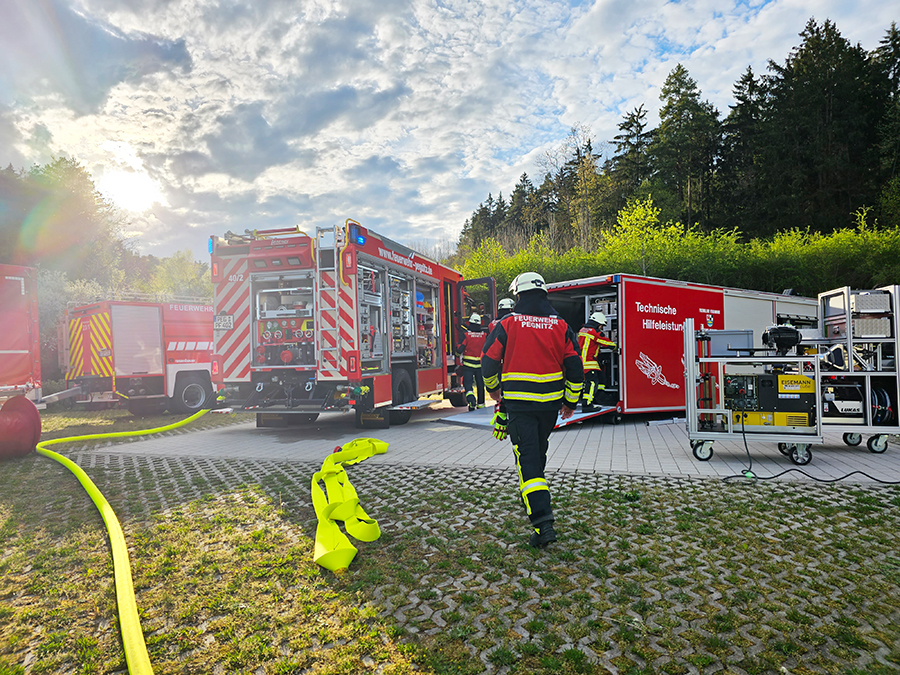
[578,311,617,412]
[482,272,584,548]
[456,313,487,410]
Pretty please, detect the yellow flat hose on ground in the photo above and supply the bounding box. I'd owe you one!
[35,409,210,675]
[312,438,387,572]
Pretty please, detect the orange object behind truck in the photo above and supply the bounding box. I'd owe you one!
[60,298,215,415]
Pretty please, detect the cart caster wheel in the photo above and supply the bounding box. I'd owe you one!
[692,441,713,461]
[777,442,790,456]
[867,435,889,454]
[842,433,862,447]
[789,444,812,466]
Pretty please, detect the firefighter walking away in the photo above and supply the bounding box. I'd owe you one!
[482,272,583,548]
[456,313,487,410]
[578,311,616,412]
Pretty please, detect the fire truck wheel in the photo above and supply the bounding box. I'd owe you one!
[389,369,413,425]
[172,375,213,414]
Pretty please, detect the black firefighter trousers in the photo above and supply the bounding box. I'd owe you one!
[462,366,485,407]
[508,409,558,528]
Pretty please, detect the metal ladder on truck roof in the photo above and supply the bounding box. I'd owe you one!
[315,225,342,378]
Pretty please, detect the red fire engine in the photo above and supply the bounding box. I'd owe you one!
[546,274,818,422]
[209,221,494,427]
[60,297,215,415]
[0,264,42,407]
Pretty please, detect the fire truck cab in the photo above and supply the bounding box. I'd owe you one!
[210,220,493,428]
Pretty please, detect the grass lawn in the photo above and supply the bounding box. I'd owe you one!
[1,419,900,674]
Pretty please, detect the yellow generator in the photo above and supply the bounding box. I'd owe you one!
[723,373,817,434]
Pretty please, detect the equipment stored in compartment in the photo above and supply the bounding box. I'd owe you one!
[210,220,494,429]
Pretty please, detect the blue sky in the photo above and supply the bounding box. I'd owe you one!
[0,0,895,261]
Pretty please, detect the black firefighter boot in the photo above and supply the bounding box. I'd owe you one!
[528,515,557,548]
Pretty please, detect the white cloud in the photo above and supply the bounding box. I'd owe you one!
[0,0,893,260]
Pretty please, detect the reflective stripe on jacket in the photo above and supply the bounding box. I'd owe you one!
[482,312,583,412]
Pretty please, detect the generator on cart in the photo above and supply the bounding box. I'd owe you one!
[0,264,42,407]
[545,274,818,425]
[209,220,494,428]
[60,296,215,415]
[684,285,900,465]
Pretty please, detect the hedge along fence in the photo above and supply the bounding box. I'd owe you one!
[462,198,900,299]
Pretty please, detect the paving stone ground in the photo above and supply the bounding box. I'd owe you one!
[71,401,900,485]
[9,403,900,674]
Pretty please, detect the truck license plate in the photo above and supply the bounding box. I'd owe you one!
[214,314,234,330]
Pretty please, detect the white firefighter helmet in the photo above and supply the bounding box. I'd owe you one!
[468,313,482,326]
[509,272,546,295]
[590,311,607,326]
[498,298,515,310]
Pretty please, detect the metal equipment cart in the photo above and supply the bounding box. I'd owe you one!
[815,286,899,453]
[684,285,899,466]
[684,317,824,465]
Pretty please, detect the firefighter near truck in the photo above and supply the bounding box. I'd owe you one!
[209,220,494,428]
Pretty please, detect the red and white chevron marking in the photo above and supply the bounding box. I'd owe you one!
[214,257,251,382]
[317,270,357,380]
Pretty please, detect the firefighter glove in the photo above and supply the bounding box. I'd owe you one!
[491,411,508,441]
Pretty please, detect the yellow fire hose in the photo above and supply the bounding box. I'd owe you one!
[312,437,387,572]
[35,409,211,675]
[29,409,386,671]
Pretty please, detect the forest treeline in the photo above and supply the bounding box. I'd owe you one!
[457,19,900,261]
[460,197,900,299]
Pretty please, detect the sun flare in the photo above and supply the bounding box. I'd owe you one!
[97,169,166,213]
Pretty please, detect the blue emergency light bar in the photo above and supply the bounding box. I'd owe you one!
[348,223,366,246]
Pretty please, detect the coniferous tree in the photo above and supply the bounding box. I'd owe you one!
[612,104,653,207]
[719,67,768,232]
[761,19,889,234]
[653,64,721,230]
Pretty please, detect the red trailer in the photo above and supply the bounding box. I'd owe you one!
[210,220,494,428]
[0,264,41,407]
[546,274,817,420]
[61,297,214,415]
